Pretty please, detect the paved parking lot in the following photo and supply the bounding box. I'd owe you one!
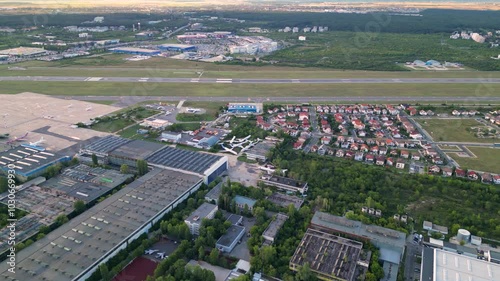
[143,238,180,262]
[222,214,256,261]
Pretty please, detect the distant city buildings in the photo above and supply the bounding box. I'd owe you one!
[281,26,327,33]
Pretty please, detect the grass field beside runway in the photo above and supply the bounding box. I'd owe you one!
[448,147,500,173]
[1,81,500,99]
[3,54,500,79]
[419,119,499,143]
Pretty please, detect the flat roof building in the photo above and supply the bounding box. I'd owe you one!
[109,47,160,56]
[290,228,363,281]
[0,146,70,181]
[0,168,203,281]
[108,139,164,168]
[161,131,182,143]
[79,135,131,159]
[158,44,196,52]
[423,221,449,236]
[205,181,223,204]
[260,175,308,195]
[40,164,133,203]
[244,141,274,162]
[185,203,218,235]
[226,214,243,226]
[421,247,500,281]
[311,212,406,266]
[147,146,228,184]
[227,103,262,114]
[216,225,245,253]
[262,213,288,245]
[234,195,257,211]
[0,47,47,57]
[267,193,304,210]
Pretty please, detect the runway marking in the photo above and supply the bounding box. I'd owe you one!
[292,79,300,83]
[216,79,232,83]
[138,78,149,82]
[191,78,200,83]
[392,79,402,83]
[341,79,351,83]
[86,77,102,82]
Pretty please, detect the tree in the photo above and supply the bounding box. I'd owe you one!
[99,264,110,281]
[74,200,86,213]
[91,153,98,166]
[198,246,205,260]
[137,160,149,176]
[55,214,69,226]
[295,262,314,281]
[69,157,79,166]
[120,164,129,174]
[0,177,7,193]
[208,248,219,265]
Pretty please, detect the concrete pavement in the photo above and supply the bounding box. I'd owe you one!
[60,95,500,106]
[4,76,500,84]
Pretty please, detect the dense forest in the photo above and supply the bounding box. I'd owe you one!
[2,10,500,33]
[195,9,500,34]
[264,31,500,71]
[0,13,187,28]
[268,139,500,241]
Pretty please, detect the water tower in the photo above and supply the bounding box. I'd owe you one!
[457,229,471,243]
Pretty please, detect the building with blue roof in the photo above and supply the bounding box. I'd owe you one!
[158,44,196,52]
[234,195,257,211]
[198,136,219,149]
[227,103,262,114]
[109,47,160,56]
[0,146,70,181]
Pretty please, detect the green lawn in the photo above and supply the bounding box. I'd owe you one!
[1,81,500,100]
[448,147,500,173]
[118,124,142,138]
[419,118,499,143]
[91,119,135,133]
[2,53,500,79]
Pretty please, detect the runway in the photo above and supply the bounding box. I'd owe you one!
[3,76,500,84]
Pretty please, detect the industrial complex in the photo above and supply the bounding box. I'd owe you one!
[290,228,365,281]
[79,136,228,184]
[0,145,70,181]
[289,211,407,281]
[421,247,500,281]
[0,168,203,281]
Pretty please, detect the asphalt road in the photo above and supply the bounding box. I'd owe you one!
[59,95,500,106]
[3,76,500,84]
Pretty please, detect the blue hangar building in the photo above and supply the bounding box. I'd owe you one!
[109,47,160,56]
[227,103,262,114]
[79,136,228,184]
[158,44,197,52]
[0,145,70,181]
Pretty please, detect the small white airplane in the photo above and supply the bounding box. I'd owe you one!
[235,135,251,143]
[144,249,158,255]
[259,165,276,174]
[186,108,200,113]
[220,144,237,155]
[230,142,246,149]
[229,136,236,144]
[29,137,44,146]
[156,252,167,259]
[86,106,92,111]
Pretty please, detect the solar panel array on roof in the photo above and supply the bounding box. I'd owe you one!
[82,136,131,154]
[146,146,223,174]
